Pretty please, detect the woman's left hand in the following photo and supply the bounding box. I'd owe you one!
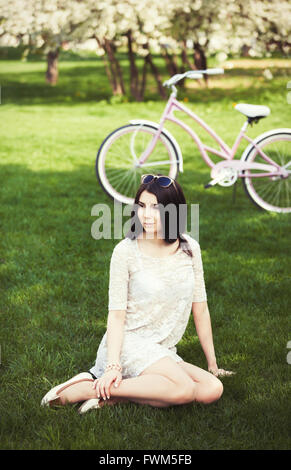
[208,365,235,377]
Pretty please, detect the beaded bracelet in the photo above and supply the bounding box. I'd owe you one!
[105,362,122,373]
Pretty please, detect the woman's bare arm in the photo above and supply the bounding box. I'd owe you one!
[93,309,126,400]
[192,301,217,369]
[106,309,126,364]
[192,301,235,377]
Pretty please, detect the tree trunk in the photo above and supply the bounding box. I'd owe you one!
[46,49,59,85]
[181,40,202,87]
[95,36,125,96]
[113,51,126,95]
[241,44,251,57]
[104,38,125,95]
[179,41,190,88]
[126,30,141,101]
[182,40,195,70]
[101,52,115,92]
[193,42,208,85]
[161,46,179,76]
[96,37,115,93]
[145,48,167,99]
[139,58,148,101]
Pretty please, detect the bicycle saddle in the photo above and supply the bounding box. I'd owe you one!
[235,103,270,120]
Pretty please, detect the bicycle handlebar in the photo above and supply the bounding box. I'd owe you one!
[163,68,224,87]
[204,68,224,75]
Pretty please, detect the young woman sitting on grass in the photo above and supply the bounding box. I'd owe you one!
[41,174,234,414]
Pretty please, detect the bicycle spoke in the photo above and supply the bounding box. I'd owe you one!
[97,125,178,204]
[114,175,132,197]
[272,181,282,207]
[123,170,136,197]
[107,164,127,173]
[245,133,291,212]
[128,169,139,198]
[107,171,129,185]
[285,178,290,208]
[108,149,134,165]
[274,143,286,166]
[112,169,133,192]
[109,168,137,197]
[257,180,276,203]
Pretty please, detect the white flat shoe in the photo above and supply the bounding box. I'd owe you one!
[41,372,94,407]
[78,398,101,414]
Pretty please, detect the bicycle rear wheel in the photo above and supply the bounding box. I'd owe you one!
[96,124,180,205]
[242,131,291,213]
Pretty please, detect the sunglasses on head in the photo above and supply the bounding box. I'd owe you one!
[141,174,176,188]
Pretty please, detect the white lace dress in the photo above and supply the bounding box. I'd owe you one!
[89,233,207,379]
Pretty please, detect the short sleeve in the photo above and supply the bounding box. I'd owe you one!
[108,241,129,311]
[182,235,207,303]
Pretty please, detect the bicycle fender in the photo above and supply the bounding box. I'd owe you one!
[240,127,291,162]
[129,119,184,173]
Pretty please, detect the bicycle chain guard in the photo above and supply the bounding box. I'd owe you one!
[208,164,238,187]
[217,167,238,186]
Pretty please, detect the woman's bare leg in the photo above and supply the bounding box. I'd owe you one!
[108,360,223,406]
[58,372,181,407]
[177,360,223,404]
[58,357,193,407]
[58,357,222,408]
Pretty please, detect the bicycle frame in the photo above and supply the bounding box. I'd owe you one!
[138,93,286,178]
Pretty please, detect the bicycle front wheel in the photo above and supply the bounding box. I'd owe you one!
[242,131,291,213]
[96,124,180,205]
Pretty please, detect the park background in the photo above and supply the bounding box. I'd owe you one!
[0,0,290,450]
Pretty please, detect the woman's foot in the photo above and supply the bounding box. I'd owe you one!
[41,372,94,407]
[78,396,129,414]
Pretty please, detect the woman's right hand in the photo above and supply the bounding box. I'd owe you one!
[92,370,122,400]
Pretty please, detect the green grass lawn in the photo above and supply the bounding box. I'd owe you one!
[0,53,290,450]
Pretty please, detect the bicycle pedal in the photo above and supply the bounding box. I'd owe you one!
[204,173,226,188]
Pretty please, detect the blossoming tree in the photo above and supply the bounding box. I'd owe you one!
[0,0,290,95]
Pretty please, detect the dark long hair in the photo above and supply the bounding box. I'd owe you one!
[125,176,193,257]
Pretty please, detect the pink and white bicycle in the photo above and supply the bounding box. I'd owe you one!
[96,68,291,213]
